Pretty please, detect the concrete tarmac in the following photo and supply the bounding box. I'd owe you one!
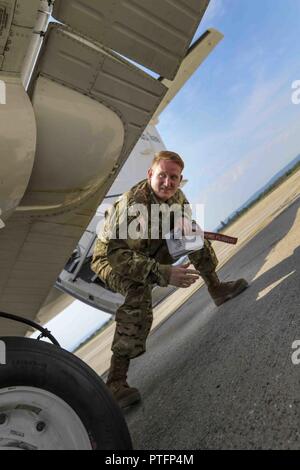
[76,168,300,449]
[123,187,300,449]
[76,169,300,378]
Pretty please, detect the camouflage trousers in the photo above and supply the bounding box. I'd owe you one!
[99,240,218,360]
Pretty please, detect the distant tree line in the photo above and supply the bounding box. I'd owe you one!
[218,159,300,231]
[73,316,114,353]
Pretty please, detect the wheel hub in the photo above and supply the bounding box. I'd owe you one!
[0,387,92,450]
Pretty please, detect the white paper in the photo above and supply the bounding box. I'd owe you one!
[165,224,204,260]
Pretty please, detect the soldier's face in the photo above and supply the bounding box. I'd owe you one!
[147,160,183,201]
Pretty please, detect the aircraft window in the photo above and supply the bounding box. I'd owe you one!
[76,256,98,283]
[74,256,114,291]
[64,249,81,273]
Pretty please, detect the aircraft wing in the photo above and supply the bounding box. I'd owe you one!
[152,28,224,121]
[52,0,210,80]
[0,0,211,335]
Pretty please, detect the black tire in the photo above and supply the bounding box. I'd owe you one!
[0,336,132,450]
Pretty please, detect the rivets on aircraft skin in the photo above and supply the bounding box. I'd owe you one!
[0,413,7,425]
[36,421,46,432]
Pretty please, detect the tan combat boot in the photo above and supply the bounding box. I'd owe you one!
[202,272,249,306]
[106,355,141,409]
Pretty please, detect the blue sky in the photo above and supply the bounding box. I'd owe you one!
[40,0,300,351]
[158,0,300,229]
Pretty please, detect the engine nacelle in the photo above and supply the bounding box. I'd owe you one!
[0,75,36,222]
[21,76,124,211]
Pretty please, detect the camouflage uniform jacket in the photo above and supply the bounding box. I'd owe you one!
[91,179,192,287]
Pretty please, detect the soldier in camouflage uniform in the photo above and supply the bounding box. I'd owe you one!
[92,151,248,408]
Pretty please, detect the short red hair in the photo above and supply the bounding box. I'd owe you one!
[151,151,184,171]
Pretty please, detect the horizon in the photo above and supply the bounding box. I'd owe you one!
[217,153,300,228]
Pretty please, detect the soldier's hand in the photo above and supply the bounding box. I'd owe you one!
[169,263,200,288]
